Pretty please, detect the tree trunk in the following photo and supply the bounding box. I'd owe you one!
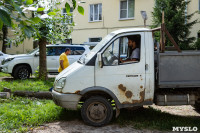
[2,25,8,53]
[38,38,48,80]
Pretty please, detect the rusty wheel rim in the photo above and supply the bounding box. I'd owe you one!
[86,102,107,123]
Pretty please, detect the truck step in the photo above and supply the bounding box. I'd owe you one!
[156,94,195,106]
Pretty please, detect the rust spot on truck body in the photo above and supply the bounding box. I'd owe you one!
[118,84,126,91]
[144,98,153,102]
[122,101,132,104]
[75,90,80,95]
[132,91,145,104]
[125,91,133,98]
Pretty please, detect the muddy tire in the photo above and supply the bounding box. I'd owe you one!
[13,65,30,79]
[81,96,113,127]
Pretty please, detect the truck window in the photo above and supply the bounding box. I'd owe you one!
[119,35,141,64]
[102,38,119,66]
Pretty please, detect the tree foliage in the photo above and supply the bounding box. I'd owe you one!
[152,0,198,50]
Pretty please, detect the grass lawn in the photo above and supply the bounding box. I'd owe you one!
[0,97,64,132]
[0,78,54,92]
[0,72,11,77]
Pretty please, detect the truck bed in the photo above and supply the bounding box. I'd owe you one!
[158,51,200,88]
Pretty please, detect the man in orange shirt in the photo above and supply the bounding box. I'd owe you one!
[58,48,71,72]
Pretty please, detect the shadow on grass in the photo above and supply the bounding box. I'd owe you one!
[59,108,82,121]
[57,107,200,131]
[116,107,200,131]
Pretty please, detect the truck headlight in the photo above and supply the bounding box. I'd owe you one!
[54,77,66,92]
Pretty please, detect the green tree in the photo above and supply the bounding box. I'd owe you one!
[152,0,198,50]
[0,0,38,53]
[31,0,83,80]
[0,0,84,80]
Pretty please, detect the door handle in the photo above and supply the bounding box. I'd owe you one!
[145,64,148,71]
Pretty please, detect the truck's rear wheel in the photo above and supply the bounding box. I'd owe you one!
[81,96,113,127]
[14,65,30,79]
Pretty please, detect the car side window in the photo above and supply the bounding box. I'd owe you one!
[73,47,85,55]
[46,47,56,56]
[56,47,74,55]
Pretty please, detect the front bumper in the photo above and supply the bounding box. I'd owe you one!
[0,64,9,73]
[52,90,81,110]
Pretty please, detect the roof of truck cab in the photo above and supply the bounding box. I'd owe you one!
[111,28,151,35]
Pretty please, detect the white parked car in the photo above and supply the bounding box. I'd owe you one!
[0,44,90,79]
[0,51,10,65]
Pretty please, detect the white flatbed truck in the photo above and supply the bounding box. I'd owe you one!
[52,28,200,126]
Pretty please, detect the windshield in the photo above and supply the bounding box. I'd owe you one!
[28,48,39,55]
[78,33,115,64]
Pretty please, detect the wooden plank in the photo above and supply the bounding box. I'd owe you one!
[164,26,182,52]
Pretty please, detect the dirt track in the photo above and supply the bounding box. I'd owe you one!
[32,105,200,133]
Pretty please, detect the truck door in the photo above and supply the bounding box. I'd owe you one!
[95,33,146,104]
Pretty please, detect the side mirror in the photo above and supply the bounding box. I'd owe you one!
[35,52,39,56]
[97,53,103,68]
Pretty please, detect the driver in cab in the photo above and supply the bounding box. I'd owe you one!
[120,36,140,63]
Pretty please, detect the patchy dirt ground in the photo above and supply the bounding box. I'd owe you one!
[32,105,200,133]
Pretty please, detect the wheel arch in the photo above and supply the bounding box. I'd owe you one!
[80,86,121,109]
[12,63,32,75]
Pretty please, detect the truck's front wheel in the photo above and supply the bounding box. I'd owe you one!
[81,96,113,127]
[13,65,30,79]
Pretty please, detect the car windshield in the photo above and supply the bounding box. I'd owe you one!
[78,33,115,64]
[27,48,39,55]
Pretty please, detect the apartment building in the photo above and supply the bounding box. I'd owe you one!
[1,0,199,54]
[60,0,200,44]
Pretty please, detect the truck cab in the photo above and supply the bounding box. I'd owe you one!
[52,28,155,126]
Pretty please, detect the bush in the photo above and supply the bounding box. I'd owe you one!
[193,38,200,50]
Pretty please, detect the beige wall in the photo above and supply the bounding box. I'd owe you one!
[0,30,34,54]
[188,0,200,38]
[60,0,200,44]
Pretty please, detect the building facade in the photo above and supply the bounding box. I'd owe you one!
[60,0,200,44]
[1,0,200,54]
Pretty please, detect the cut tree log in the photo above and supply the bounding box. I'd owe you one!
[0,92,10,99]
[13,91,52,99]
[3,87,11,93]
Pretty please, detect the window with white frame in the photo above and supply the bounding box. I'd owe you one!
[120,0,135,19]
[62,8,73,24]
[89,3,102,22]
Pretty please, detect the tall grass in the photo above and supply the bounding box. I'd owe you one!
[0,97,63,132]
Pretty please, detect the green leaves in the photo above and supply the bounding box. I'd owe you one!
[65,2,71,13]
[78,5,84,15]
[48,12,56,16]
[0,20,3,29]
[37,8,45,12]
[31,17,41,24]
[0,9,11,27]
[25,0,33,5]
[72,0,77,9]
